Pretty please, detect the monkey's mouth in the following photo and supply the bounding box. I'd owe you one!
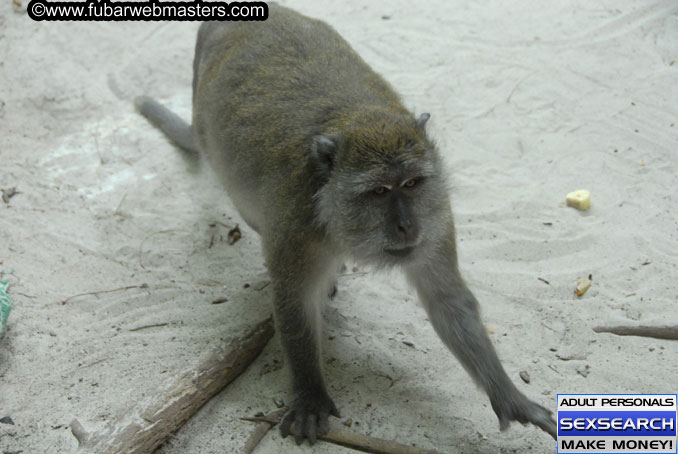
[384,246,414,257]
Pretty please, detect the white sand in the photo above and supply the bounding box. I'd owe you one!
[1,1,677,453]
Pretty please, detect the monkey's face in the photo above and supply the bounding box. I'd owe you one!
[313,122,450,267]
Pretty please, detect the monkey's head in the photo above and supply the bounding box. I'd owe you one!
[312,111,450,266]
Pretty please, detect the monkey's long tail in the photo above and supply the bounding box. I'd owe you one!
[134,96,199,157]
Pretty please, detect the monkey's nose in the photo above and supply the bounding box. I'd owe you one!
[395,222,408,242]
[395,222,418,245]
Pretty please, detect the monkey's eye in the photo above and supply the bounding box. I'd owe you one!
[374,186,389,195]
[403,178,417,188]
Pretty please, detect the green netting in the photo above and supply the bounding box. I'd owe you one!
[0,281,13,337]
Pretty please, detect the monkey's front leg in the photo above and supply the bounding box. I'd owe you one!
[406,234,557,439]
[268,249,340,445]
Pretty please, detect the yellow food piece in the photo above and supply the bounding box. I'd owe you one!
[574,276,592,296]
[566,189,591,211]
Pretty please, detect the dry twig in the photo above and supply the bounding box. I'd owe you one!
[319,426,443,454]
[240,409,287,454]
[128,323,169,332]
[593,325,678,341]
[1,187,19,204]
[240,409,443,454]
[58,284,148,305]
[70,317,274,454]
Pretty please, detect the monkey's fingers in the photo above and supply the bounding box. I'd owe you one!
[290,412,323,445]
[294,412,306,445]
[493,396,557,440]
[521,404,557,440]
[318,410,331,435]
[280,404,340,445]
[533,411,557,440]
[521,401,557,440]
[279,410,295,438]
[306,414,319,445]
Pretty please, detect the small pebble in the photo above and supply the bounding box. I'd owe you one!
[519,370,531,384]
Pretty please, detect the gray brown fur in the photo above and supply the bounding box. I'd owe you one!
[135,4,556,446]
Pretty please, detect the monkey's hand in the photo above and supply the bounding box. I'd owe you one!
[491,391,557,440]
[280,390,340,445]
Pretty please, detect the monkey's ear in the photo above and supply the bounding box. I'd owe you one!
[416,113,431,129]
[311,135,340,177]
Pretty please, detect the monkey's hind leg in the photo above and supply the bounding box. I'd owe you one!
[134,96,199,158]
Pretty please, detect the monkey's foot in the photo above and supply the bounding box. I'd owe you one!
[491,393,557,440]
[280,391,340,445]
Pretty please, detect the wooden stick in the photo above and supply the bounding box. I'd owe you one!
[242,421,274,454]
[240,409,287,454]
[241,410,443,454]
[315,426,443,454]
[593,325,678,341]
[58,284,148,305]
[318,428,440,454]
[70,317,274,454]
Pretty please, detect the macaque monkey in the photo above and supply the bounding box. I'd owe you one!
[136,4,556,446]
